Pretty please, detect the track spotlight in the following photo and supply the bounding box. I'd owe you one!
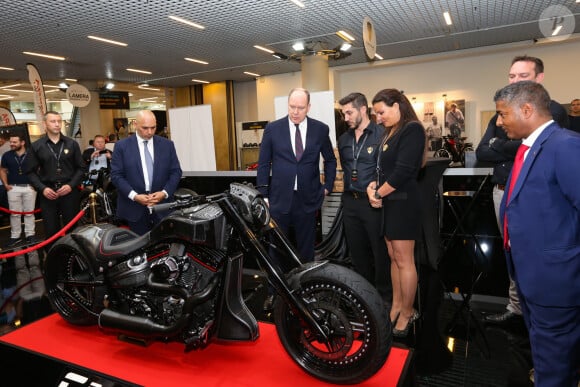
[292,42,305,51]
[58,82,70,92]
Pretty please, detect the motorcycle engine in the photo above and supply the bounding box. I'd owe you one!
[108,243,221,329]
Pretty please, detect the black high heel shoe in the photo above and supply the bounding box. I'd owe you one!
[392,310,420,338]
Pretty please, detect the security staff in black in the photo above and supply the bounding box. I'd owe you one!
[337,92,391,304]
[26,111,85,247]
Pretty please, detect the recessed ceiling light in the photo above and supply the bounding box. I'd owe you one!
[185,58,209,65]
[192,79,210,84]
[169,15,205,30]
[104,82,114,90]
[244,71,260,77]
[138,85,160,91]
[443,11,453,26]
[23,51,65,61]
[290,0,305,8]
[0,67,14,71]
[254,45,274,54]
[3,89,34,93]
[87,35,128,46]
[336,30,355,41]
[127,68,152,74]
[65,78,77,82]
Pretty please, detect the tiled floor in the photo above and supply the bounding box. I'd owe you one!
[0,218,534,386]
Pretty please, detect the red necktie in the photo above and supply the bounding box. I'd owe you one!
[503,144,529,249]
[295,124,304,161]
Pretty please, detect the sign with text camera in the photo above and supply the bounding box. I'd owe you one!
[66,84,91,107]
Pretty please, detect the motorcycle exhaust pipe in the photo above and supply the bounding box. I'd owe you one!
[98,276,220,339]
[98,308,189,339]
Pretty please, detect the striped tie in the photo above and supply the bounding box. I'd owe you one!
[143,140,154,185]
[295,124,304,161]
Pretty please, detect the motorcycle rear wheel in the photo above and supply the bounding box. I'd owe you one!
[44,236,104,325]
[273,263,391,385]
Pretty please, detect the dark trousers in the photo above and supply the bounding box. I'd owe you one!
[127,208,162,236]
[519,290,580,387]
[342,193,391,303]
[40,189,80,245]
[271,191,317,263]
[0,185,7,210]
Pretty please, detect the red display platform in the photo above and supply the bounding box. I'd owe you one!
[0,313,413,386]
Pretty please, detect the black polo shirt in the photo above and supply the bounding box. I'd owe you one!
[337,122,386,192]
[1,150,30,185]
[26,134,85,192]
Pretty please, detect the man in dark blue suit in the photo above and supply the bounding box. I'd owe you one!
[111,110,182,235]
[496,81,580,387]
[257,88,336,263]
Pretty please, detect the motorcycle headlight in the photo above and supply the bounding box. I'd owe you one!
[251,196,270,227]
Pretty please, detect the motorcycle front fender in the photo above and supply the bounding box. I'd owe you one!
[215,253,259,342]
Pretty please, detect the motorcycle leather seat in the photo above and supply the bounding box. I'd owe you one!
[96,227,149,261]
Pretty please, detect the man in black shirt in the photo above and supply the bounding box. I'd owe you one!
[337,92,391,304]
[26,111,85,246]
[476,55,569,326]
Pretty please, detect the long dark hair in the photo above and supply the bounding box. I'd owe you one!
[372,89,419,131]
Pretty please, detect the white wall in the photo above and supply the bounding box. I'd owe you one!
[243,37,580,147]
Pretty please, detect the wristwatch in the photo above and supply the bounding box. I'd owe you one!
[374,190,382,200]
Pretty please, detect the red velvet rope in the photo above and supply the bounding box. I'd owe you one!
[0,206,41,215]
[0,208,86,260]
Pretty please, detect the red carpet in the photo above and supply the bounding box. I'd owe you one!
[1,314,411,386]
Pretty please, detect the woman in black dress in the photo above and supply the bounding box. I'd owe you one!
[366,89,426,337]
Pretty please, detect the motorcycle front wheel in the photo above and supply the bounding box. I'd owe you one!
[44,236,104,325]
[273,263,391,385]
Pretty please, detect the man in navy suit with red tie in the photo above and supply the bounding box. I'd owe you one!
[111,110,182,235]
[257,88,336,262]
[496,81,580,387]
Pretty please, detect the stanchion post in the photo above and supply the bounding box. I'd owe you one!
[89,192,98,224]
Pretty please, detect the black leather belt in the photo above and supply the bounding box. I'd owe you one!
[346,191,367,199]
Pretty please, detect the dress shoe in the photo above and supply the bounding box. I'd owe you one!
[483,310,522,325]
[263,294,275,312]
[393,310,420,338]
[25,235,39,244]
[6,238,22,248]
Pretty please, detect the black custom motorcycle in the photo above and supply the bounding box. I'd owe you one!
[44,182,391,384]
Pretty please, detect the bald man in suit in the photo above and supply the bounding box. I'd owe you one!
[111,110,182,235]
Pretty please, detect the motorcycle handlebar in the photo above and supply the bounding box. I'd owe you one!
[151,201,178,213]
[151,193,208,213]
